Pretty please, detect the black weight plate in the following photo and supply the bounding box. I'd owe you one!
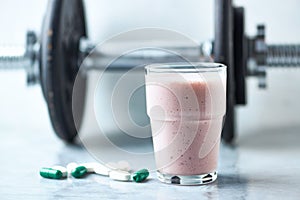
[40,0,87,142]
[233,7,247,105]
[39,15,47,100]
[214,0,235,143]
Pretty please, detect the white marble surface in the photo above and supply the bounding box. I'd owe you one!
[0,71,300,200]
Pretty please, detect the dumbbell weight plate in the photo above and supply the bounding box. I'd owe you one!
[214,0,235,143]
[40,0,87,142]
[233,7,247,105]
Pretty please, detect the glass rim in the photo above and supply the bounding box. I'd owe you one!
[145,62,226,74]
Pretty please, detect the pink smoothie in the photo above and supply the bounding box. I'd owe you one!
[146,72,226,175]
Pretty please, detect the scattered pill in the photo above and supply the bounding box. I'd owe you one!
[71,166,88,178]
[109,170,131,181]
[132,169,149,183]
[40,161,144,183]
[93,163,110,176]
[40,167,63,179]
[52,166,67,177]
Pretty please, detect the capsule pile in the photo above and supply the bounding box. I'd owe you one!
[39,161,149,183]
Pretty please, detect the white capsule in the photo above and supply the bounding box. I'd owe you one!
[109,170,131,181]
[93,163,110,176]
[67,162,78,174]
[52,166,67,177]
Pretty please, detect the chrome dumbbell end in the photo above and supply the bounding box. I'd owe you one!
[252,44,300,89]
[267,44,300,67]
[0,46,27,70]
[0,31,40,86]
[248,25,300,88]
[24,31,40,86]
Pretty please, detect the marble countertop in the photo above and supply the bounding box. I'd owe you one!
[1,125,300,200]
[0,72,300,200]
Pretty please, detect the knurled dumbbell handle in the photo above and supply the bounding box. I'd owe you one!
[0,46,31,70]
[267,44,300,67]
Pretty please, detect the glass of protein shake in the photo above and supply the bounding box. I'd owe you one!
[145,63,226,185]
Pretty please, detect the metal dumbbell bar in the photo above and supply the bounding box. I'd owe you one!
[0,33,207,83]
[0,31,39,85]
[1,32,299,82]
[0,0,299,143]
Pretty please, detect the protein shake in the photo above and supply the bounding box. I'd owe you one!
[145,63,226,185]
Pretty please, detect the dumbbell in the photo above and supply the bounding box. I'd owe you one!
[0,0,299,143]
[0,0,87,142]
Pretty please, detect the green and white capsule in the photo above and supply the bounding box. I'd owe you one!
[52,166,68,177]
[132,169,149,183]
[40,167,64,179]
[71,166,88,178]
